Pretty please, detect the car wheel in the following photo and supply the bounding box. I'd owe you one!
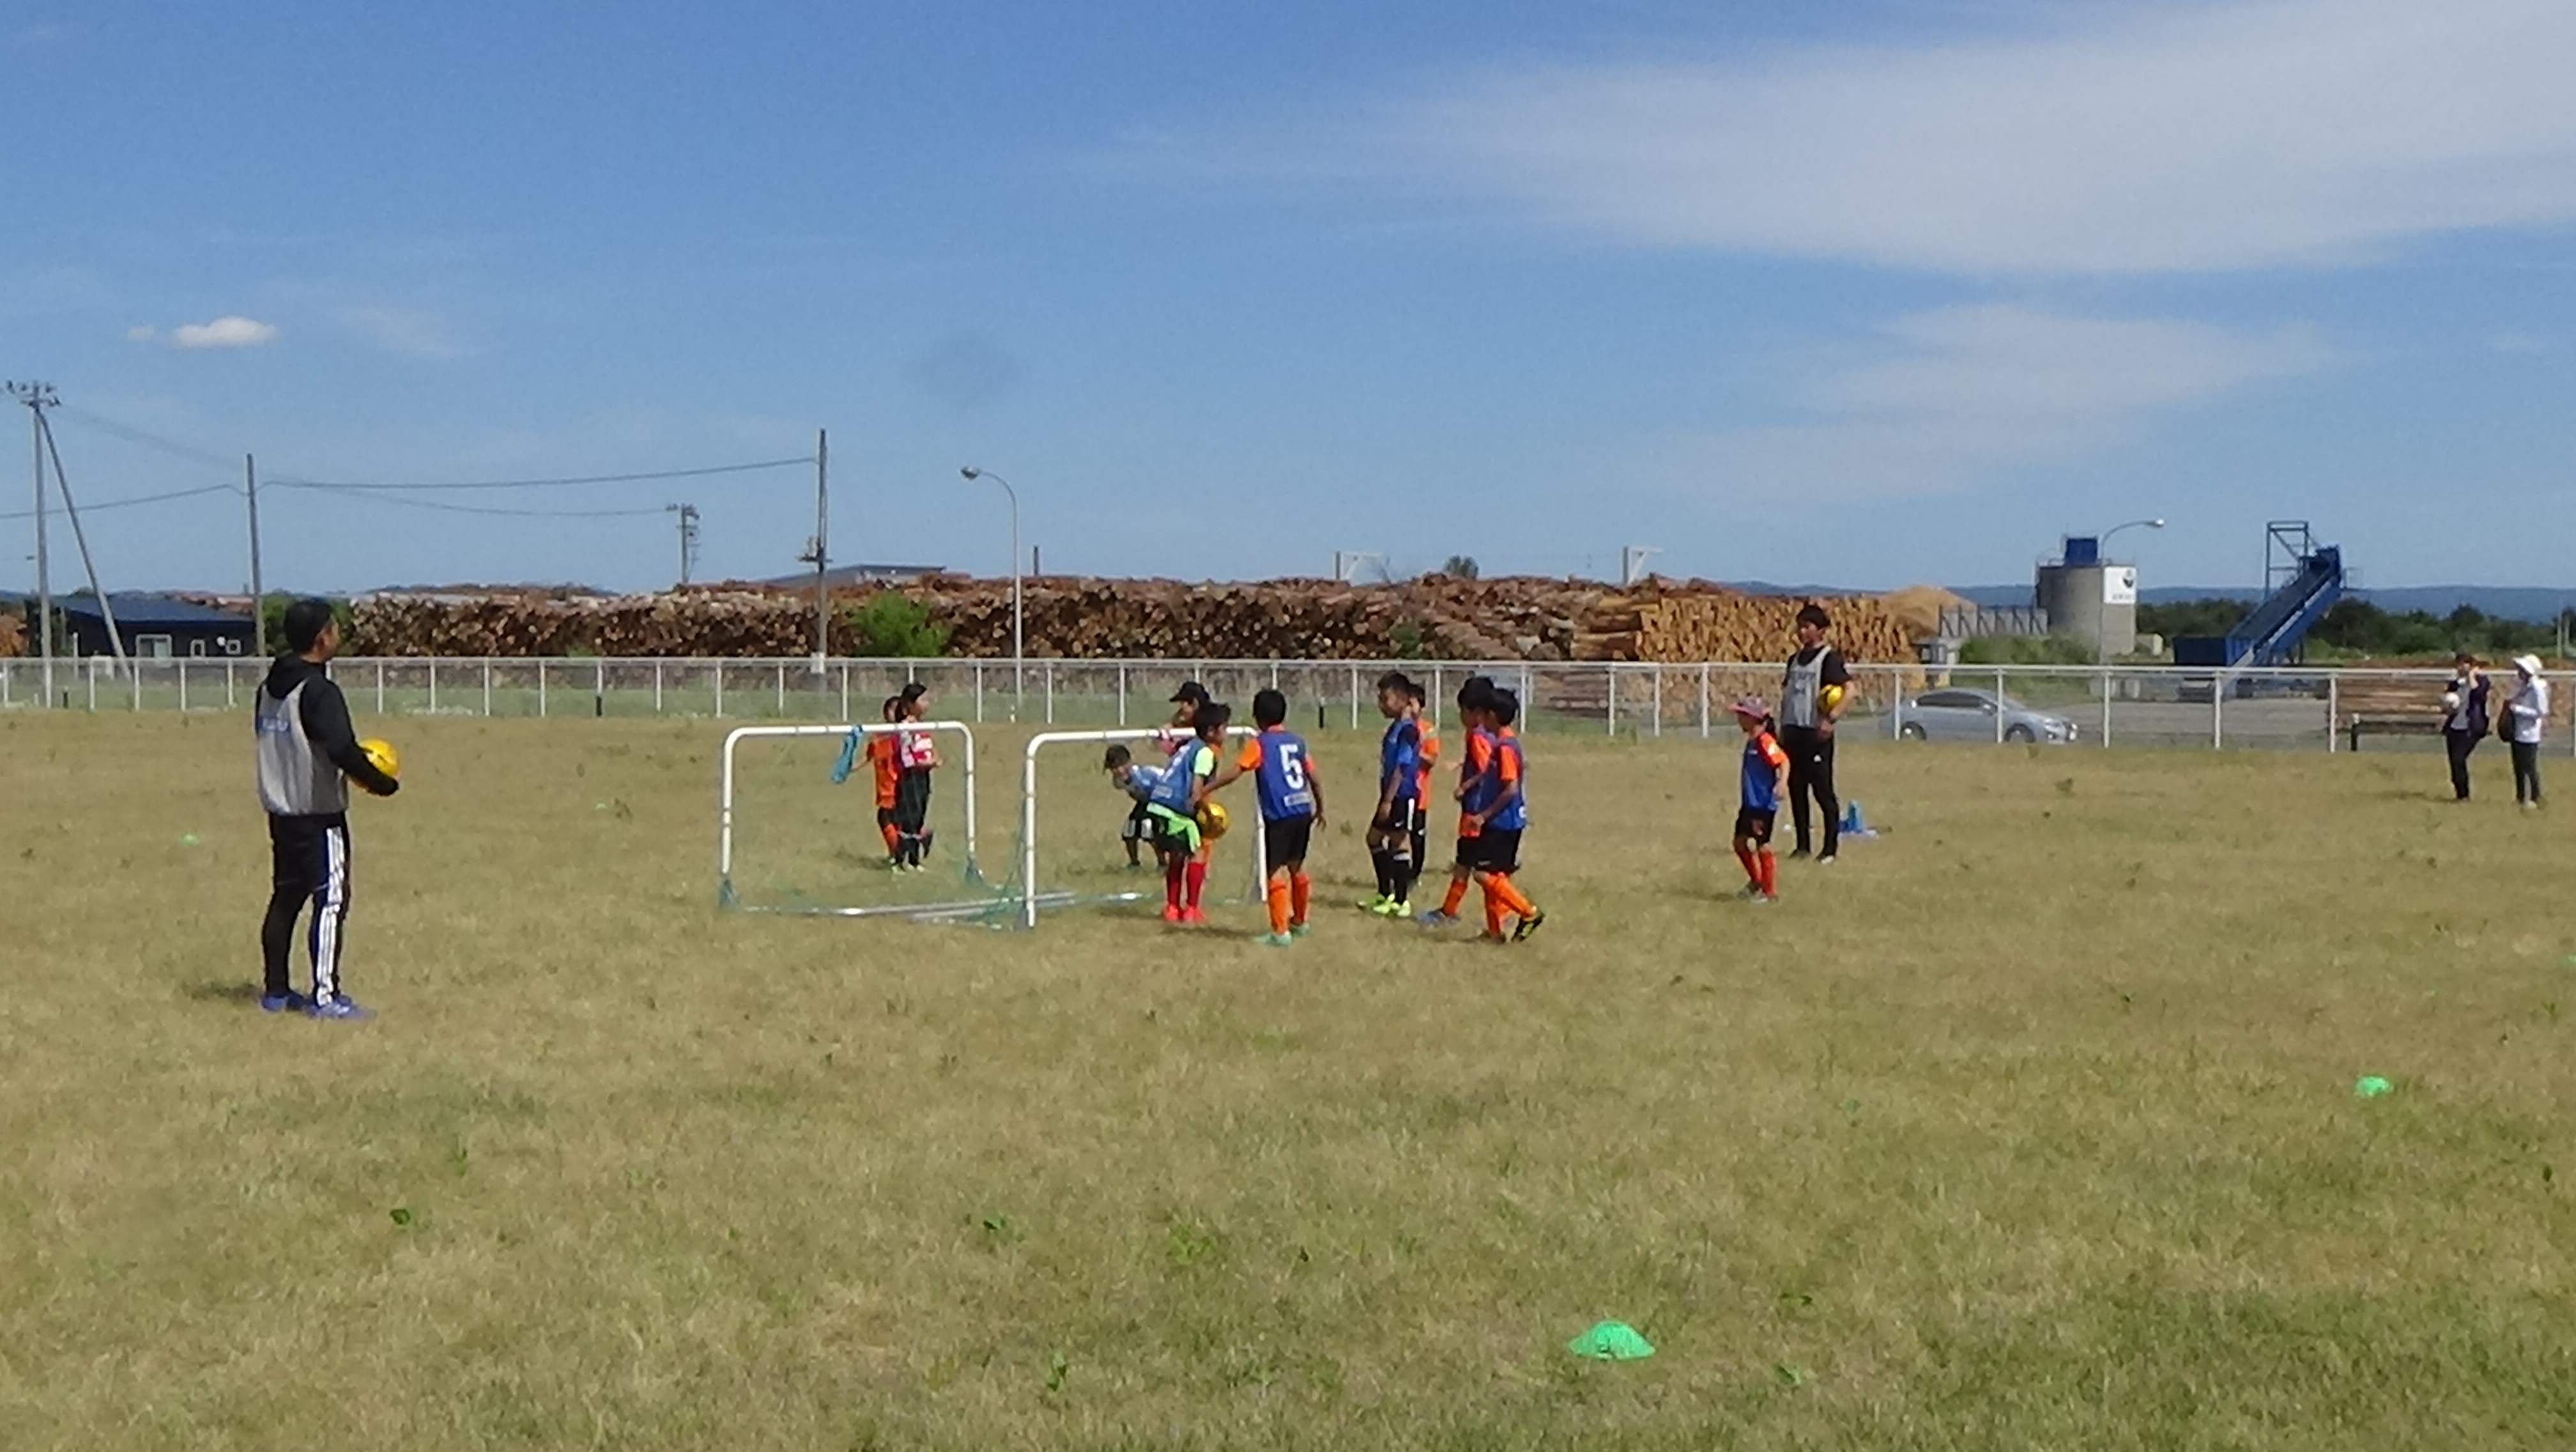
[2004,724,2036,743]
[1899,722,1928,741]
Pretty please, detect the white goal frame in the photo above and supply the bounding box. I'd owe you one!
[718,722,984,916]
[1020,727,1268,929]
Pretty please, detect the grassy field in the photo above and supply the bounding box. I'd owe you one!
[3,710,2573,1449]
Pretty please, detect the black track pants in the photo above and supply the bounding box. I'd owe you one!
[263,815,351,1001]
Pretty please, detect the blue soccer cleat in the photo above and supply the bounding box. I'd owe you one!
[259,991,309,1014]
[305,996,375,1022]
[1414,909,1459,928]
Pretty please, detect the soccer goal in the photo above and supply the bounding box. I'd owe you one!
[717,722,1001,920]
[1016,727,1268,929]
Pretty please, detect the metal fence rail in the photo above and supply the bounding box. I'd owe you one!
[1,654,2563,755]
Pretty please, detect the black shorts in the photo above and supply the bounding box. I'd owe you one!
[1149,807,1199,856]
[1376,796,1425,834]
[1261,815,1314,870]
[1733,807,1775,844]
[1465,828,1523,875]
[1121,799,1154,842]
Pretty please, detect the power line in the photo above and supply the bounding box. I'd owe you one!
[0,482,237,522]
[266,456,815,493]
[51,405,243,471]
[281,484,676,518]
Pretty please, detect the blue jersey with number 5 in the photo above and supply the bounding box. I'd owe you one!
[1248,729,1317,821]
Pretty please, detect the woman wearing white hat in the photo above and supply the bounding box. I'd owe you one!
[2503,655,2550,808]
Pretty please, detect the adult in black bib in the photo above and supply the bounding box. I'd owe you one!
[1777,603,1851,861]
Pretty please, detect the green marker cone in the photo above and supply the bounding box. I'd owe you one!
[2354,1075,2393,1099]
[1567,1320,1655,1361]
[179,833,200,846]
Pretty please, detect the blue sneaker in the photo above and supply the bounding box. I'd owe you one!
[1259,932,1295,948]
[305,995,374,1022]
[259,991,309,1014]
[1414,909,1459,928]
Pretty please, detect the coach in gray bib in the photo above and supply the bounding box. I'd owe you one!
[256,599,399,1019]
[1778,603,1851,861]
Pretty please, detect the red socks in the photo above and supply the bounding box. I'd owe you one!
[1165,860,1184,913]
[1735,842,1759,884]
[1184,861,1208,909]
[1758,849,1777,897]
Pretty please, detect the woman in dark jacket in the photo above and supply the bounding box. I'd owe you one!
[2442,651,2492,801]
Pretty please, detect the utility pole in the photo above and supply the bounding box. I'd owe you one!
[670,503,700,586]
[245,454,266,655]
[8,382,56,703]
[813,429,829,670]
[38,403,127,668]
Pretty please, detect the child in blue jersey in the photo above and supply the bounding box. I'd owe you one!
[1209,688,1327,945]
[1104,743,1165,869]
[1146,702,1229,924]
[1466,688,1542,941]
[1365,671,1425,914]
[1730,696,1790,903]
[1421,675,1498,928]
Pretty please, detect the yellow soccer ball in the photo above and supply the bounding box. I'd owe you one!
[359,737,401,781]
[1818,683,1847,715]
[1196,799,1230,841]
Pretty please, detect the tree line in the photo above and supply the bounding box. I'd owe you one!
[2138,598,2572,660]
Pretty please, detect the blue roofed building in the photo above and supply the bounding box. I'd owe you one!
[50,594,258,660]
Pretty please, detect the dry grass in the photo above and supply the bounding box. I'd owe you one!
[3,711,2574,1449]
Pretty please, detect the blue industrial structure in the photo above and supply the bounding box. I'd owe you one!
[2173,522,2345,667]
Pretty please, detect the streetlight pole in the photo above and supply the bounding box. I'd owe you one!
[2093,517,2165,663]
[960,467,1022,714]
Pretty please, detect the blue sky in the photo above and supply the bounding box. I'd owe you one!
[4,0,2573,596]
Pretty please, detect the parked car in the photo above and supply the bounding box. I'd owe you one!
[1896,688,2078,744]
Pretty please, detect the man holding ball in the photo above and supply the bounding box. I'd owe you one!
[256,598,399,1019]
[1779,603,1851,863]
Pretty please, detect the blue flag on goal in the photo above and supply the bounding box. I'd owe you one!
[829,728,862,785]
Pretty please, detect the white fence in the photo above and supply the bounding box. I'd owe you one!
[1,654,2562,755]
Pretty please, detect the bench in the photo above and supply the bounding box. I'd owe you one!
[2346,713,2446,752]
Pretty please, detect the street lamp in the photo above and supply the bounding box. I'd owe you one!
[2094,518,2165,662]
[960,467,1023,711]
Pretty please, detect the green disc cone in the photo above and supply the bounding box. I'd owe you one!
[1567,1320,1655,1361]
[2354,1075,2393,1099]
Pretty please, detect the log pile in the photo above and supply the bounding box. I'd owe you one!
[329,575,1943,663]
[0,612,21,658]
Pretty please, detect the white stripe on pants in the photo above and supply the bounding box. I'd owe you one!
[309,824,351,1001]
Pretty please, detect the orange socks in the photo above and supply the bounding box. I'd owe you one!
[1758,849,1777,897]
[1480,884,1506,937]
[1266,880,1292,935]
[1483,872,1537,919]
[880,823,901,855]
[1439,876,1470,917]
[1289,872,1311,927]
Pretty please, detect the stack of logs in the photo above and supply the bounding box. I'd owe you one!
[324,575,1938,663]
[0,612,21,658]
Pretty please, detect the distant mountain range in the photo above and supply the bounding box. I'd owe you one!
[1946,583,2575,622]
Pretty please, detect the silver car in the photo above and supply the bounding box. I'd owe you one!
[1896,688,2079,745]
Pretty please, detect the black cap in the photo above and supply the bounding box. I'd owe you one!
[1170,681,1210,705]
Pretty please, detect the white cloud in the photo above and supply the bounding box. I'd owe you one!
[169,315,279,350]
[1653,305,2331,500]
[339,304,464,359]
[124,325,157,343]
[1346,0,2576,274]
